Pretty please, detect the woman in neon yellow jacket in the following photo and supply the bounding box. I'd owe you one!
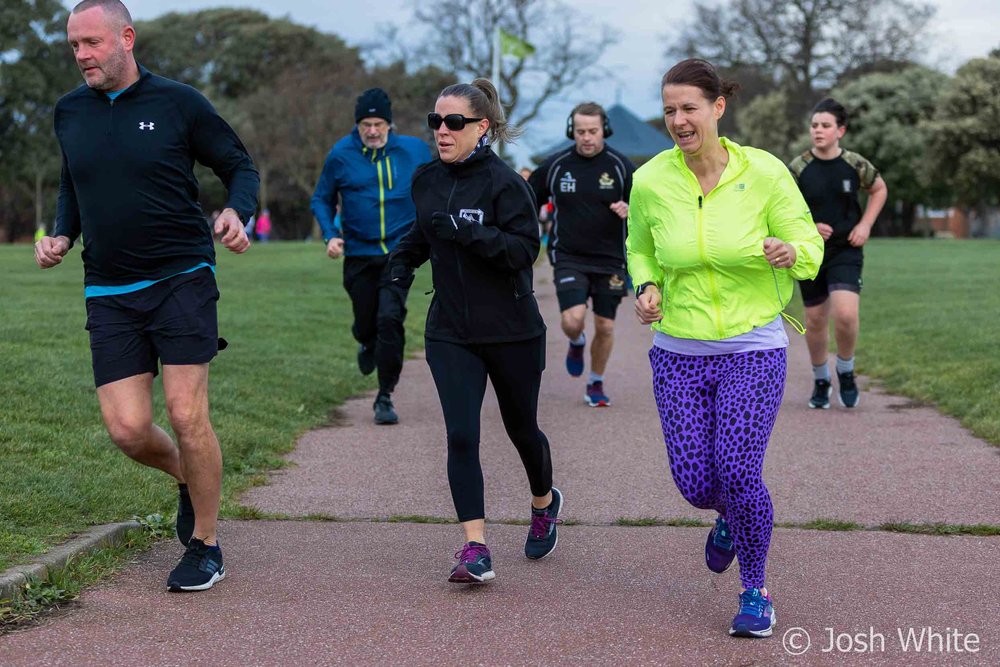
[626,59,823,640]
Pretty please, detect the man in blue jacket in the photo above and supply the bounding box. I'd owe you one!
[311,88,431,425]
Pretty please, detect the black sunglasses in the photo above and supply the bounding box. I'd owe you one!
[427,112,484,131]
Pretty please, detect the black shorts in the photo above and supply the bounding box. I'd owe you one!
[799,247,863,307]
[85,268,221,387]
[553,265,627,319]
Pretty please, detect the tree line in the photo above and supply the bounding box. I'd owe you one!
[0,4,455,242]
[674,0,1000,235]
[2,0,998,241]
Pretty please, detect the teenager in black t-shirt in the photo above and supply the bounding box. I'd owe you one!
[788,98,887,409]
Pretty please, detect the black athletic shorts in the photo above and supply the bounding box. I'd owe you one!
[85,267,221,387]
[553,265,627,319]
[799,246,863,307]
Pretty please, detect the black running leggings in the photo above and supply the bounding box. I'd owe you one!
[425,335,553,522]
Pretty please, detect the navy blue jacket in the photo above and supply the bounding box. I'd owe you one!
[310,129,431,255]
[54,65,259,285]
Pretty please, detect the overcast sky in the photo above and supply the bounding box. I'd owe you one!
[61,0,1000,164]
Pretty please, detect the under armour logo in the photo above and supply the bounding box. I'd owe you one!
[138,121,155,130]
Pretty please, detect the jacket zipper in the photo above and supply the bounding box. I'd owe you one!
[376,158,388,253]
[696,195,725,338]
[445,177,471,336]
[108,97,114,135]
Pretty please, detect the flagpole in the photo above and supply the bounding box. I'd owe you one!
[492,25,500,84]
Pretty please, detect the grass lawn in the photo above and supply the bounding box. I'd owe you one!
[1,239,998,570]
[854,240,1000,444]
[0,243,430,571]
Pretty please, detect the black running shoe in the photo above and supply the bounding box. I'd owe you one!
[176,484,194,547]
[525,487,563,560]
[357,343,376,375]
[167,539,225,592]
[808,379,832,409]
[838,371,860,408]
[373,392,398,425]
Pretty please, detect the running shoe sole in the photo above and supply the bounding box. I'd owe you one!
[729,611,777,638]
[838,392,860,409]
[167,567,226,592]
[584,394,610,407]
[448,565,495,584]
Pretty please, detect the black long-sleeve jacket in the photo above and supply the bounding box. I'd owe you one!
[388,146,546,344]
[54,65,259,285]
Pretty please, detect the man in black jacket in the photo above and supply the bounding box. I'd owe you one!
[529,102,635,408]
[34,0,258,592]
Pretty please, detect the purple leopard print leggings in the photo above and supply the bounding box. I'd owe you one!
[649,346,786,589]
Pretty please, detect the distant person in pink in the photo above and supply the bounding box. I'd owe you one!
[255,209,272,242]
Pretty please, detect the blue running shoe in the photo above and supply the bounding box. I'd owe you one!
[167,539,225,592]
[449,542,495,584]
[705,516,736,573]
[729,588,776,638]
[525,487,563,560]
[565,336,586,377]
[584,381,610,407]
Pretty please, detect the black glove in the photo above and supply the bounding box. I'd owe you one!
[430,211,469,241]
[387,263,415,289]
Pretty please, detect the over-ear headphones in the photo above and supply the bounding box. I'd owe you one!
[566,102,613,140]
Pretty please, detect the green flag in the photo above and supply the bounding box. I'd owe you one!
[499,28,535,58]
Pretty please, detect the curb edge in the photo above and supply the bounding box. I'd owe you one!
[0,521,141,602]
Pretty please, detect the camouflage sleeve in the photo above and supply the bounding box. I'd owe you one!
[787,151,811,184]
[844,151,880,189]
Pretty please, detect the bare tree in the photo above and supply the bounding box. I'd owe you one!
[667,0,935,102]
[376,0,616,131]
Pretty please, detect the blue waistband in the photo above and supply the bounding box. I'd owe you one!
[84,263,215,299]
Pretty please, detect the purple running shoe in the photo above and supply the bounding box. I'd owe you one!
[729,588,776,638]
[448,542,495,584]
[705,516,736,573]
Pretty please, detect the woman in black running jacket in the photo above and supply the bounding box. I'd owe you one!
[387,78,562,585]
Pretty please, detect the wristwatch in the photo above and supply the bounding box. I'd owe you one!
[636,281,656,297]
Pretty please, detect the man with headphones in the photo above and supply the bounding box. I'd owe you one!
[528,102,635,407]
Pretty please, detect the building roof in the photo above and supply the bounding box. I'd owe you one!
[531,103,674,165]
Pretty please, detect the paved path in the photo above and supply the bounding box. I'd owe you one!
[2,271,997,665]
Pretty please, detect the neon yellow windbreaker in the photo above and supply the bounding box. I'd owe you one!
[626,137,824,340]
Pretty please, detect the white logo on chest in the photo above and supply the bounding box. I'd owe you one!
[138,122,155,131]
[560,172,576,193]
[458,209,484,225]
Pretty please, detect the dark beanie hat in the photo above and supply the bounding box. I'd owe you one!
[355,88,392,124]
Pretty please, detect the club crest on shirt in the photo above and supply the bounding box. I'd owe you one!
[599,172,615,189]
[609,274,625,290]
[560,172,576,193]
[459,209,484,225]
